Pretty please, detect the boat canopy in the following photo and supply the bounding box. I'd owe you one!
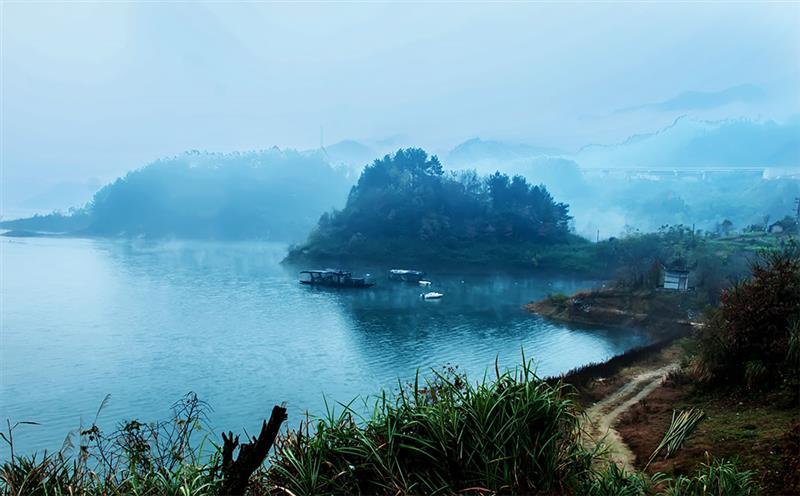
[301,269,353,277]
[299,268,374,288]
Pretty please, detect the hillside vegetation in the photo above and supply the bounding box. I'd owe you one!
[286,148,578,263]
[1,150,350,242]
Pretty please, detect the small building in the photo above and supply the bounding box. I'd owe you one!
[661,265,690,291]
[768,222,784,234]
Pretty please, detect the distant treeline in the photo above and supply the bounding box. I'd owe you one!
[1,150,350,241]
[0,210,91,234]
[287,148,576,261]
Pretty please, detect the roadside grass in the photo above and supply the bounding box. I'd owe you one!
[617,372,798,494]
[694,398,797,492]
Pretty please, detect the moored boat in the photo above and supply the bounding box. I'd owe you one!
[389,269,425,282]
[300,269,374,288]
[421,291,444,300]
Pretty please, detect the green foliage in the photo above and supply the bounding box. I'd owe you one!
[566,457,758,496]
[659,456,758,496]
[787,318,800,368]
[743,361,768,389]
[0,384,765,496]
[547,292,570,307]
[0,394,223,496]
[267,358,591,495]
[580,464,654,496]
[695,241,800,391]
[291,148,573,260]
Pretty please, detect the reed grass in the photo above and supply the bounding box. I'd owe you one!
[660,455,757,496]
[645,408,705,470]
[267,356,593,495]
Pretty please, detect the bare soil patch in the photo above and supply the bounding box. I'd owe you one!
[617,382,800,495]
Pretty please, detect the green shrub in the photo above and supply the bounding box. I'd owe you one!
[695,241,800,391]
[267,357,591,495]
[548,292,570,307]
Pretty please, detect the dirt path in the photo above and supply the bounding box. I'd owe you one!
[583,363,678,472]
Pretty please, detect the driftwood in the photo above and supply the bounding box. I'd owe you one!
[220,404,288,496]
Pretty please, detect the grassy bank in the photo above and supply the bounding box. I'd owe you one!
[2,355,764,496]
[283,237,617,275]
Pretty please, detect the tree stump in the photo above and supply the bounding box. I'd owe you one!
[220,404,287,495]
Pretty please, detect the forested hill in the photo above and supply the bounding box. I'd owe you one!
[286,148,577,262]
[1,149,351,241]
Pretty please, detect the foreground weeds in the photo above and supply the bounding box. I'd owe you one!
[268,359,591,494]
[1,393,223,496]
[2,359,762,495]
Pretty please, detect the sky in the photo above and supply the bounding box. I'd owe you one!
[2,1,800,214]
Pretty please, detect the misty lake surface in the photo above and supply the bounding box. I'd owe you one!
[1,237,651,456]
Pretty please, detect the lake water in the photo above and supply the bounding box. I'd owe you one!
[0,237,649,457]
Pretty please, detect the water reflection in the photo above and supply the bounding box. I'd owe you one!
[2,238,648,457]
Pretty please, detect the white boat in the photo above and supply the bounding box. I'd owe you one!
[421,291,443,300]
[389,269,425,282]
[418,280,432,287]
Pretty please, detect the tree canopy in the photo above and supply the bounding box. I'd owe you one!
[298,148,572,256]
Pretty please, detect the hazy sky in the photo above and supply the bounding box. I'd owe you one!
[2,1,800,211]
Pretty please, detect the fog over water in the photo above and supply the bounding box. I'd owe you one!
[2,238,648,456]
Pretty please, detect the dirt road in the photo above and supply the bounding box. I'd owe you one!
[583,363,678,472]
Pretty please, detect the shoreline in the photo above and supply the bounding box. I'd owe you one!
[526,286,699,331]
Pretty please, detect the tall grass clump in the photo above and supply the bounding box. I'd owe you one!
[267,358,592,495]
[578,463,654,496]
[0,393,222,496]
[659,456,757,496]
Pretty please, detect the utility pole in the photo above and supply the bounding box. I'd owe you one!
[795,197,800,222]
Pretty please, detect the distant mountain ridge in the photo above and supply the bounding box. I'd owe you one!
[574,116,800,168]
[322,140,377,170]
[4,117,798,242]
[447,138,563,167]
[614,84,767,114]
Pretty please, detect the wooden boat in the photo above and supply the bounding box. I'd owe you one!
[300,269,375,288]
[389,269,425,282]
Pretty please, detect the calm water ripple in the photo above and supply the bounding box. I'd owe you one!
[1,237,649,457]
